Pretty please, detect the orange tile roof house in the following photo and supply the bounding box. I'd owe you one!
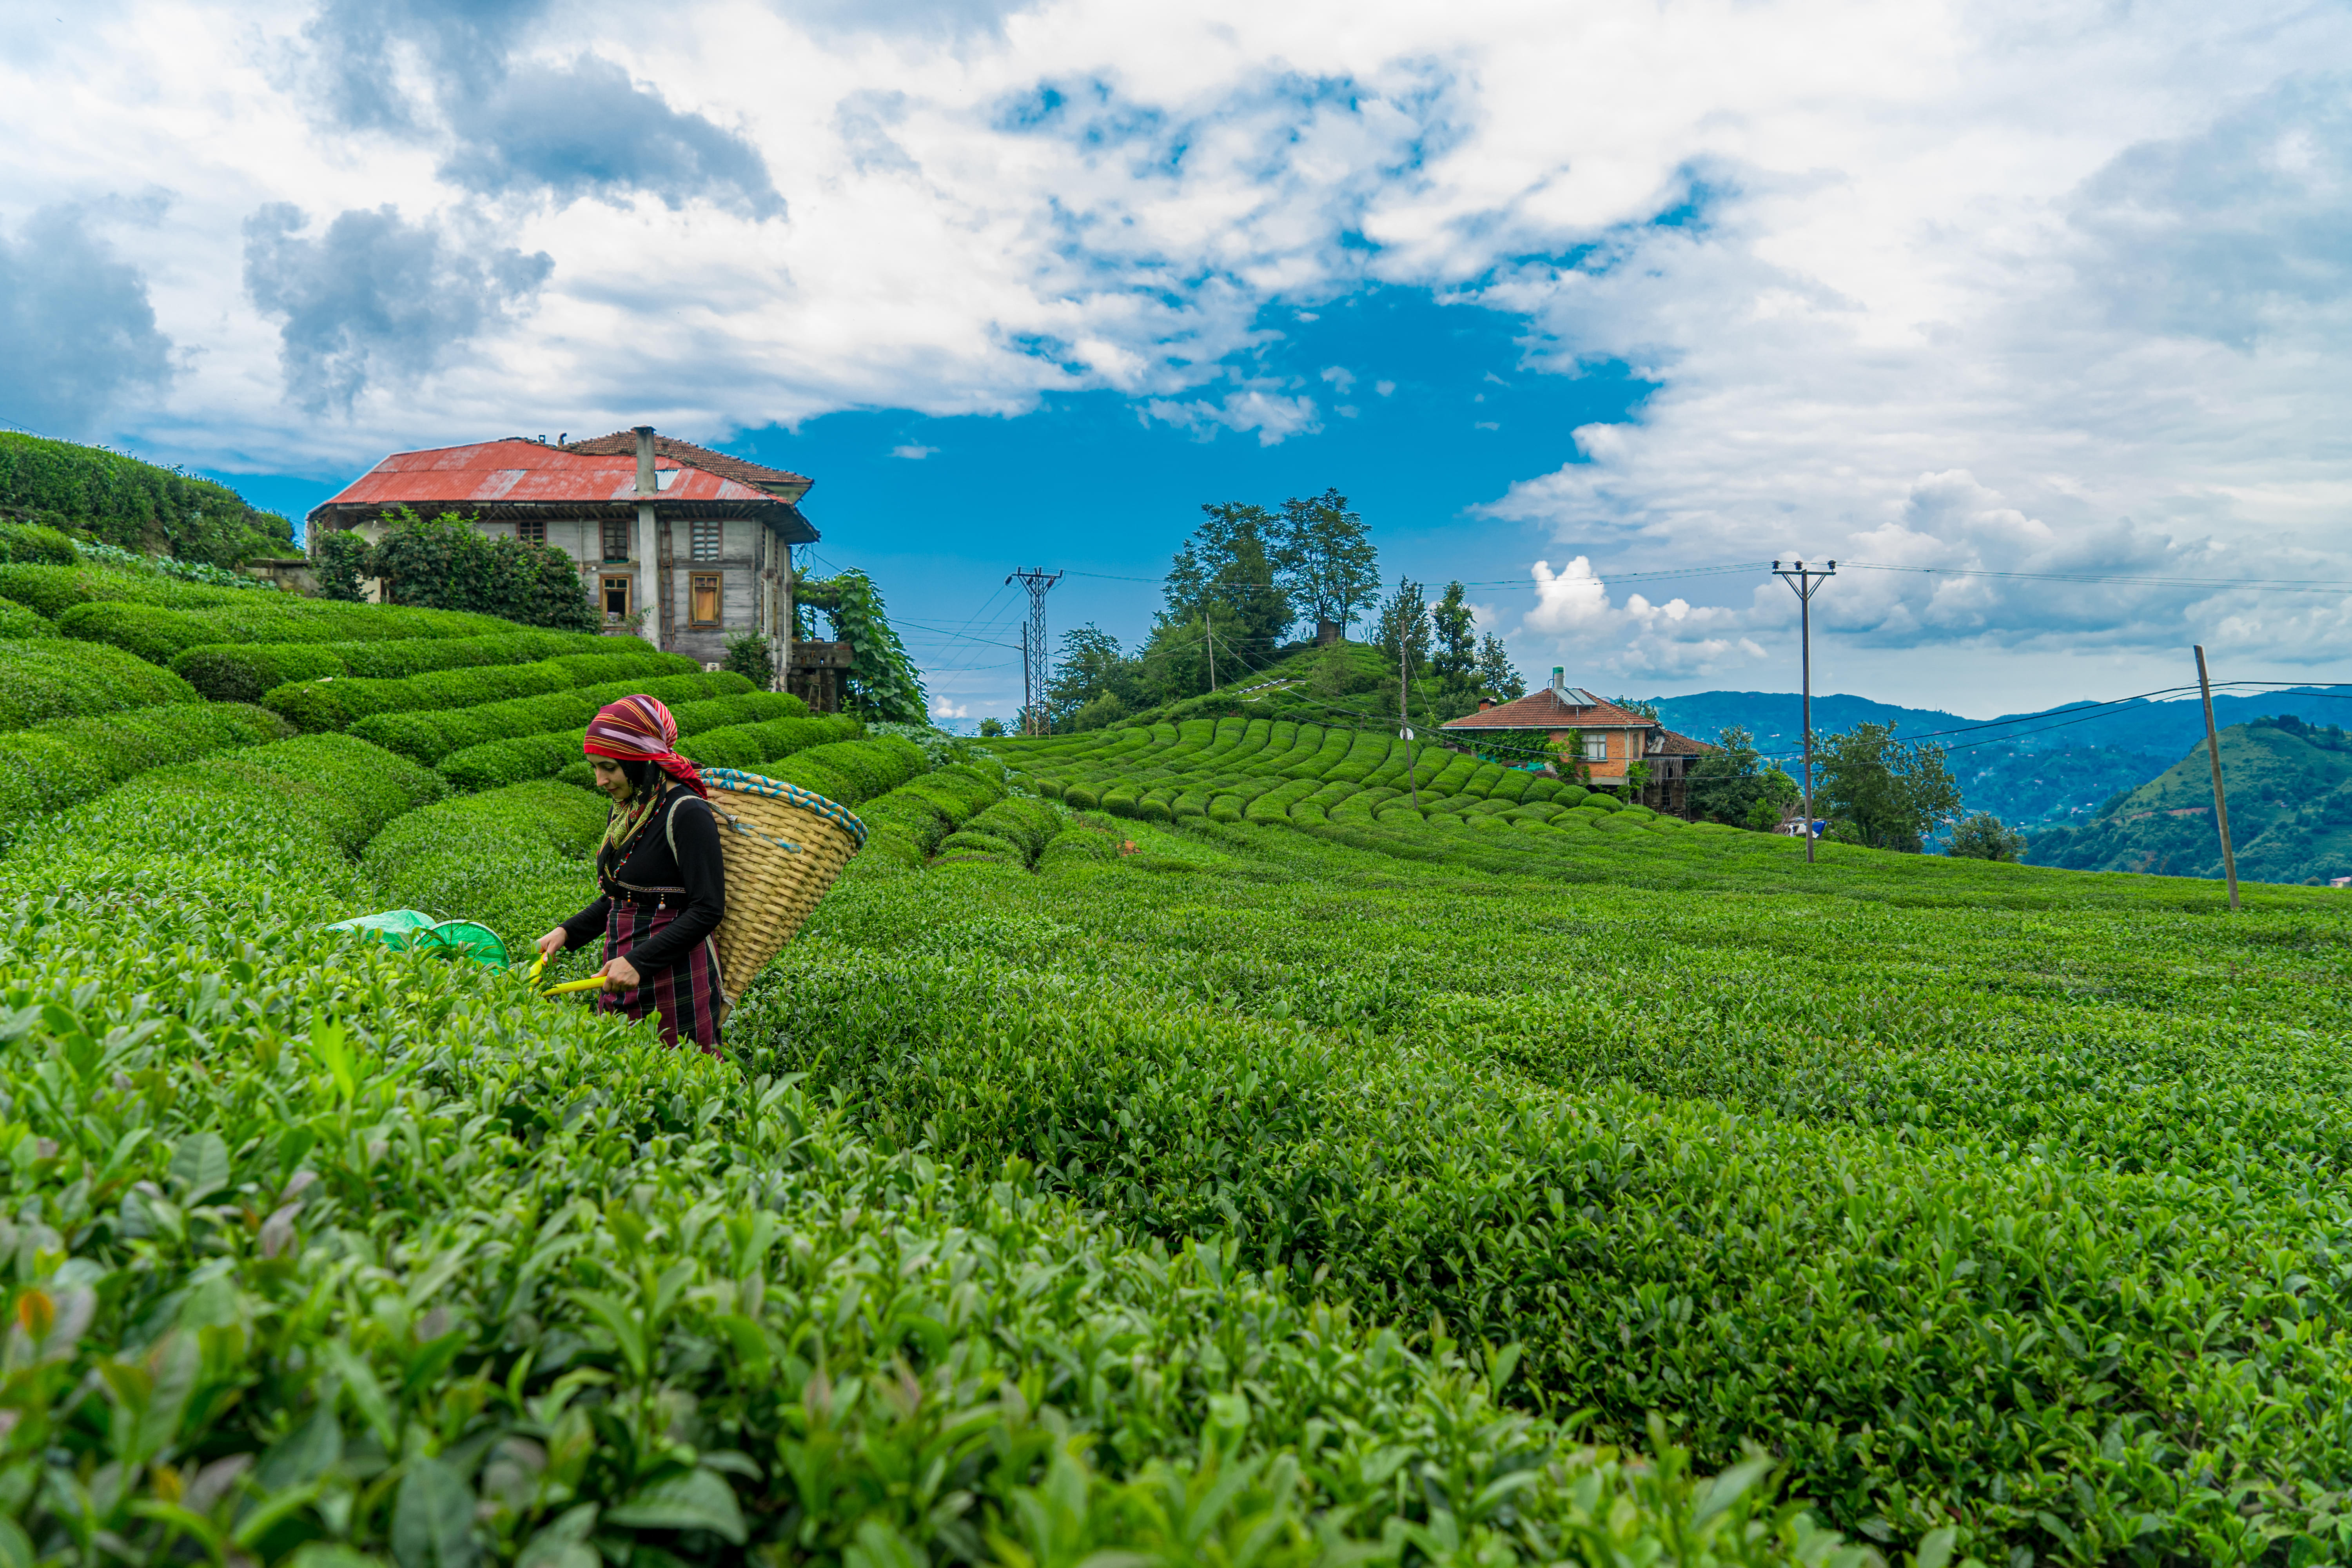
[309,426,815,675]
[1440,667,1713,813]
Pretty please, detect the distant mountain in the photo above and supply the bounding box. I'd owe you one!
[2025,716,2352,885]
[1648,685,2352,838]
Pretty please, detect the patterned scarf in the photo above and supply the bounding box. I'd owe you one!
[583,694,708,799]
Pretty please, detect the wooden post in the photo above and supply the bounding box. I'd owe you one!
[1401,633,1419,810]
[2193,645,2240,910]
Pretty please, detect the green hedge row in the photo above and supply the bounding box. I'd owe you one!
[0,637,198,728]
[0,561,254,618]
[0,702,290,844]
[363,779,612,958]
[171,628,629,702]
[851,764,1009,871]
[663,713,863,774]
[0,522,79,566]
[265,644,697,731]
[58,596,513,663]
[350,671,756,765]
[0,601,54,639]
[435,692,804,791]
[760,736,929,807]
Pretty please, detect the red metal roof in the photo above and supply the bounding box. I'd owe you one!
[318,438,779,510]
[1441,687,1658,731]
[561,431,811,501]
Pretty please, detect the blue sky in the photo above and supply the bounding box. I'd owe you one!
[9,0,2351,721]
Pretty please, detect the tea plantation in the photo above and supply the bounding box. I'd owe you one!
[2,557,2346,1568]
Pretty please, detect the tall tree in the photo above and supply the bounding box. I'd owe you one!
[1475,633,1525,701]
[1818,722,1964,851]
[1276,488,1379,642]
[1047,624,1143,731]
[1430,582,1477,681]
[1163,503,1291,671]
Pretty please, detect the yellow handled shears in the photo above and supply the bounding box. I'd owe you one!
[527,953,608,997]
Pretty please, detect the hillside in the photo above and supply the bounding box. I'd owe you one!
[2025,713,2352,882]
[5,569,2352,1564]
[0,429,295,565]
[1651,685,2352,835]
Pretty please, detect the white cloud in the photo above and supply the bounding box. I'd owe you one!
[891,443,936,459]
[929,697,971,719]
[1143,387,1321,446]
[2,0,2348,700]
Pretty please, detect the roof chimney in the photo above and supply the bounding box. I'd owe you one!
[634,425,656,497]
[1550,666,1565,696]
[1477,695,1494,712]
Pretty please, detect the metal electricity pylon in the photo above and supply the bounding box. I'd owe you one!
[1006,568,1062,735]
[1772,558,1836,863]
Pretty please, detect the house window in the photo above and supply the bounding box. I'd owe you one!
[1584,735,1609,762]
[689,572,722,627]
[516,518,546,546]
[601,575,632,622]
[690,519,722,561]
[602,520,632,563]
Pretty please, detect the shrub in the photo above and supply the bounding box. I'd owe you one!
[722,628,776,688]
[59,596,512,663]
[0,600,53,639]
[765,755,856,804]
[364,506,600,632]
[0,702,289,842]
[171,628,625,702]
[0,521,78,565]
[0,427,295,562]
[1064,783,1102,811]
[351,671,756,765]
[0,560,249,618]
[436,693,802,791]
[363,779,611,953]
[661,714,860,773]
[0,637,198,728]
[265,643,695,731]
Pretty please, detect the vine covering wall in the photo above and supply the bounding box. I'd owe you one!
[797,569,929,724]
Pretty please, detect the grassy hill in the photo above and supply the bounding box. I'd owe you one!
[0,430,295,564]
[2025,713,2352,882]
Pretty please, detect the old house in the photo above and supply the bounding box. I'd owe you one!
[1439,667,1712,813]
[307,426,817,679]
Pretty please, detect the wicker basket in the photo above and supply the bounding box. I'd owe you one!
[699,767,867,997]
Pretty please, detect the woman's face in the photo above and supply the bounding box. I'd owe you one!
[591,758,631,801]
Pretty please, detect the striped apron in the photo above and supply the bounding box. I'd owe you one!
[597,873,726,1054]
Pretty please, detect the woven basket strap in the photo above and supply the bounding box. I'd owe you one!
[712,804,803,855]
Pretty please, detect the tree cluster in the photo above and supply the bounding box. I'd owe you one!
[1687,726,1801,830]
[312,508,598,633]
[1817,722,1965,851]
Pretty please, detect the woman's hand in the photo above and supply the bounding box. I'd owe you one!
[600,956,641,991]
[535,927,568,960]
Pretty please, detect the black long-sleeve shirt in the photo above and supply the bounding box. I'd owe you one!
[561,785,727,973]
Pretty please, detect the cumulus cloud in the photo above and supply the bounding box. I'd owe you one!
[1144,388,1322,446]
[242,203,552,413]
[0,206,172,438]
[5,0,2350,700]
[298,0,781,216]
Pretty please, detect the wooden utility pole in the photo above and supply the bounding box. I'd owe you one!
[1773,559,1836,863]
[1400,632,1419,810]
[2194,644,2241,911]
[1206,610,1216,693]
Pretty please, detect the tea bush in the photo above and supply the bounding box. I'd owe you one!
[0,601,54,639]
[364,779,612,957]
[435,694,805,791]
[173,630,632,703]
[351,673,757,765]
[0,637,199,728]
[0,561,253,618]
[266,646,697,731]
[0,702,289,840]
[0,729,1825,1568]
[59,597,513,663]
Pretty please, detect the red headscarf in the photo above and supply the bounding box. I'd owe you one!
[583,694,708,799]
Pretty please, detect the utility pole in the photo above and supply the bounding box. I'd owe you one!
[1772,559,1836,863]
[1400,630,1419,810]
[1205,609,1216,693]
[2194,644,2241,911]
[1005,568,1062,737]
